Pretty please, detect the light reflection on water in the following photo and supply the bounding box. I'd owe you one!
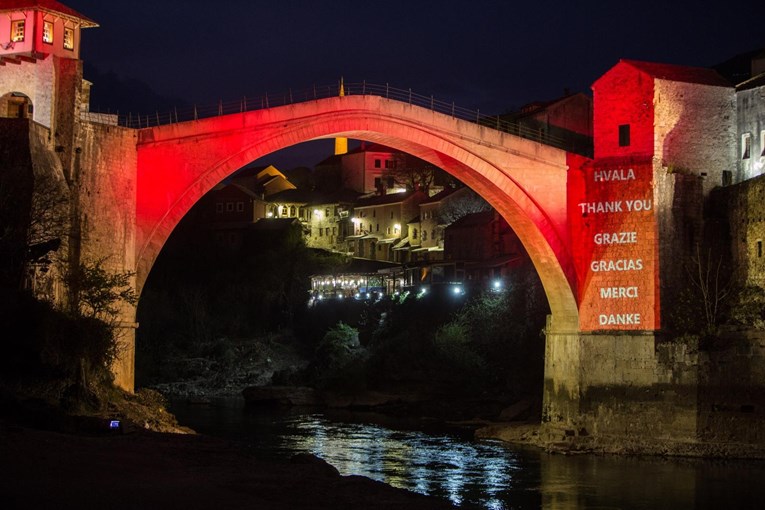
[280,415,514,508]
[169,398,765,510]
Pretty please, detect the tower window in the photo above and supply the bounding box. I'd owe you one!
[742,133,751,159]
[11,20,25,42]
[43,21,53,44]
[63,27,74,50]
[618,124,630,147]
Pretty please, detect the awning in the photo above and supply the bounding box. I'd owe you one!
[360,234,380,240]
[392,237,410,250]
[377,237,400,245]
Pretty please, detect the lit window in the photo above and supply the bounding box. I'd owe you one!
[742,133,751,160]
[618,124,630,147]
[11,20,25,42]
[63,27,74,50]
[43,21,53,44]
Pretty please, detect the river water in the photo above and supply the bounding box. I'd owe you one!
[169,398,765,509]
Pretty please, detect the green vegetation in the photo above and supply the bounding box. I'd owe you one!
[1,259,138,411]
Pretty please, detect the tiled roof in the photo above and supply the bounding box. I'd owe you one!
[445,210,494,229]
[622,59,732,87]
[737,72,765,92]
[355,191,420,208]
[420,187,461,205]
[0,1,98,26]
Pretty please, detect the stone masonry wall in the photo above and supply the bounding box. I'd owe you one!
[713,173,765,287]
[76,121,139,391]
[0,56,56,129]
[736,85,765,182]
[653,79,737,195]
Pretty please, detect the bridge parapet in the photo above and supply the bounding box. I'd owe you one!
[83,82,573,151]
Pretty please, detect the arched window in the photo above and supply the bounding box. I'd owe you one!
[413,228,418,239]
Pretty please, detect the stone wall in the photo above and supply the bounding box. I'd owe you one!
[712,173,765,287]
[543,327,765,455]
[736,84,765,182]
[653,79,737,195]
[0,56,56,128]
[75,121,139,391]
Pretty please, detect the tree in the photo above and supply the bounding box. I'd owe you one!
[65,258,137,323]
[683,245,734,336]
[383,162,437,193]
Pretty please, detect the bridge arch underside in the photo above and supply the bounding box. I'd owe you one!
[136,109,578,330]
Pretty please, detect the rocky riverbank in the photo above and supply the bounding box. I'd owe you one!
[0,418,458,509]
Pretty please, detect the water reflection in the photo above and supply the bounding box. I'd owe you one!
[170,399,765,510]
[281,415,517,507]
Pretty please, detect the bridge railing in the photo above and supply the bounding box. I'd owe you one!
[81,82,570,150]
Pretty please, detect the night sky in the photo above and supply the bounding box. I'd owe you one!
[66,0,765,167]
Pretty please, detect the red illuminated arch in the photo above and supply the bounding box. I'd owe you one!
[136,96,578,329]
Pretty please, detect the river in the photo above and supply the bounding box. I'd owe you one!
[169,398,765,510]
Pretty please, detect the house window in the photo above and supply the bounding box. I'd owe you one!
[43,21,53,44]
[422,230,428,241]
[387,177,394,188]
[63,27,74,50]
[431,229,436,240]
[289,206,296,216]
[758,240,762,258]
[11,20,25,42]
[385,160,393,169]
[332,227,337,235]
[413,228,418,239]
[226,202,234,212]
[319,228,323,237]
[281,206,287,215]
[215,203,224,213]
[236,202,244,212]
[387,227,391,235]
[390,211,394,219]
[618,124,630,147]
[742,133,752,159]
[374,159,381,168]
[376,223,379,232]
[325,208,330,217]
[372,209,376,218]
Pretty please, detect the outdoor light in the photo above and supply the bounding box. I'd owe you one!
[314,209,322,218]
[266,212,273,218]
[453,285,463,295]
[393,223,401,233]
[493,280,502,290]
